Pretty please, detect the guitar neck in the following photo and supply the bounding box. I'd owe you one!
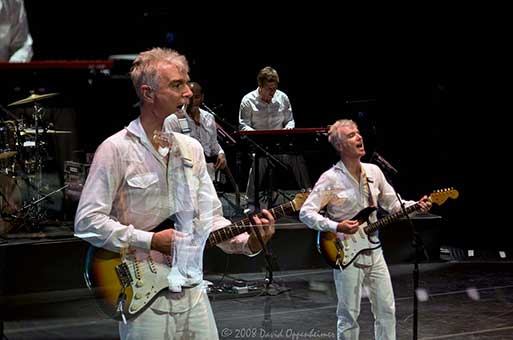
[364,202,421,234]
[206,201,297,248]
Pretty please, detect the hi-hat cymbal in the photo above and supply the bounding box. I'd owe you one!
[7,93,60,106]
[22,128,72,135]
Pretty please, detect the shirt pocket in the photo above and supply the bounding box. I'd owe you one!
[126,172,162,216]
[331,188,359,213]
[334,189,352,204]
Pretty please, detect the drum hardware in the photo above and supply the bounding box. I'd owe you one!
[1,92,72,233]
[8,184,69,233]
[22,128,72,135]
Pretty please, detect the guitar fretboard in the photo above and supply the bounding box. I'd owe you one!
[365,203,420,234]
[206,201,297,248]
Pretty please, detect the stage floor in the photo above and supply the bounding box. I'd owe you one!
[3,259,513,339]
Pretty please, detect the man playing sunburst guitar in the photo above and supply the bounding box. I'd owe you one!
[299,119,431,340]
[74,48,275,340]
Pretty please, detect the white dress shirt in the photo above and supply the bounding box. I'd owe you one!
[75,118,253,299]
[239,89,295,131]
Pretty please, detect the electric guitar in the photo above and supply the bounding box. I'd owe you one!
[84,192,309,321]
[317,188,459,270]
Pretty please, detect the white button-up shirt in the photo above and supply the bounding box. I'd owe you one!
[75,118,252,292]
[239,89,295,131]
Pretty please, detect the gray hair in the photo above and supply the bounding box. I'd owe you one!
[130,48,189,99]
[328,119,357,152]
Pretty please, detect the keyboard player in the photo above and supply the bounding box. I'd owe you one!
[238,66,310,210]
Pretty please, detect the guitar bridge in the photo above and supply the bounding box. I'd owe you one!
[115,263,133,288]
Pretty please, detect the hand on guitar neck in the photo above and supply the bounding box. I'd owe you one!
[335,195,431,235]
[246,209,275,253]
[318,188,458,270]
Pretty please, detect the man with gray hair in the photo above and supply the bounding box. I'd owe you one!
[300,119,431,339]
[75,48,275,339]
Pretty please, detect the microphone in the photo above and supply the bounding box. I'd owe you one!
[370,152,398,175]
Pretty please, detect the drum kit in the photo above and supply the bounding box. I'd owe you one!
[0,92,71,234]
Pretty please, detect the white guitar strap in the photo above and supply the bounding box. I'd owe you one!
[362,167,378,238]
[361,167,375,208]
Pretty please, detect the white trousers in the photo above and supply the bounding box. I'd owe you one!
[333,252,396,340]
[119,288,219,340]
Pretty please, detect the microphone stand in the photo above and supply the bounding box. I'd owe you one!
[249,212,290,296]
[248,141,288,210]
[200,104,244,215]
[380,168,428,340]
[202,104,288,210]
[202,104,238,145]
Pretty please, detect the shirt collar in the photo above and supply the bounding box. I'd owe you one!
[126,117,181,158]
[126,117,146,140]
[334,160,372,183]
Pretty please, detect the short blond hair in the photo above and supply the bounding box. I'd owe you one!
[130,48,189,99]
[328,119,357,151]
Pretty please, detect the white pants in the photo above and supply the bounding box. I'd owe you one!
[119,287,219,340]
[333,252,396,340]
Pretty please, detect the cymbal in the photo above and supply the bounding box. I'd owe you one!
[7,93,60,106]
[22,128,72,135]
[0,151,16,160]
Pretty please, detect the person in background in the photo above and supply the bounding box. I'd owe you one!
[0,0,33,62]
[164,81,226,181]
[299,119,431,340]
[74,48,275,340]
[239,66,310,210]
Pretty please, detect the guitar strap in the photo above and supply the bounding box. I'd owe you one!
[362,166,377,225]
[361,167,374,206]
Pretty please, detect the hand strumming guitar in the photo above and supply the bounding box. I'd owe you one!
[336,220,360,234]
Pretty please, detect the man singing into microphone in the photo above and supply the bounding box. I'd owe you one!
[299,119,431,340]
[164,81,226,181]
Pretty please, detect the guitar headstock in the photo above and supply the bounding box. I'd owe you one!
[429,188,459,206]
[292,190,311,210]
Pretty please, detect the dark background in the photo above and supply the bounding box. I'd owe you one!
[2,3,490,248]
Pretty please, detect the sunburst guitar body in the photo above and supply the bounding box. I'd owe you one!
[318,188,459,270]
